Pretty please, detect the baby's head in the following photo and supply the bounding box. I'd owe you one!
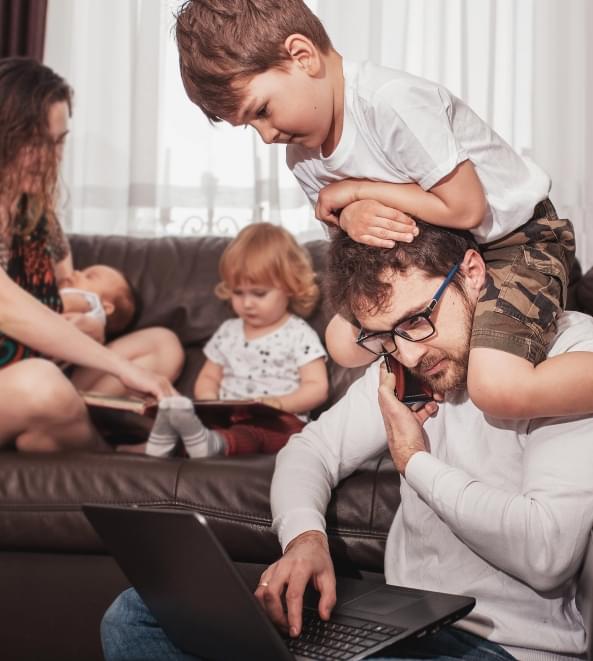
[175,0,334,141]
[215,222,319,319]
[62,265,140,337]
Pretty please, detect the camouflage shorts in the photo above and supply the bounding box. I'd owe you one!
[470,199,575,365]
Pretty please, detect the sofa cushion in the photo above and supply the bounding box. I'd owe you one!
[0,451,399,573]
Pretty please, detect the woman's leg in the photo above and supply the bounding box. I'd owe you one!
[101,588,198,661]
[0,358,106,451]
[71,327,184,395]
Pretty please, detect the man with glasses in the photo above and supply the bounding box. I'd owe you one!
[257,222,593,660]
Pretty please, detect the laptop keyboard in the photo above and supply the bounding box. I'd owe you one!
[285,610,405,660]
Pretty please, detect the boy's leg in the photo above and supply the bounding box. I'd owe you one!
[0,358,107,451]
[70,327,184,395]
[101,588,198,661]
[467,207,591,418]
[220,415,304,455]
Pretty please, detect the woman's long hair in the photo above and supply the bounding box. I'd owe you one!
[0,57,72,234]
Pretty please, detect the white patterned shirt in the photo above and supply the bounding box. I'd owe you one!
[203,314,327,418]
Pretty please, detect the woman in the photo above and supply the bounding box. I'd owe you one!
[0,57,182,452]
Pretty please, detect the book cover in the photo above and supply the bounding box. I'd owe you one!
[79,391,291,444]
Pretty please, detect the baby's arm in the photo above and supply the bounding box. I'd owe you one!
[63,312,106,344]
[325,314,374,368]
[317,161,486,247]
[261,358,328,415]
[193,359,223,400]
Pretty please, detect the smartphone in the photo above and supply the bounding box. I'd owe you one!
[383,354,433,411]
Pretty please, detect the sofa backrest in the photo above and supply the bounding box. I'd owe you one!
[68,233,364,412]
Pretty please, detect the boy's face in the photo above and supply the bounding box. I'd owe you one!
[231,60,336,151]
[61,265,128,308]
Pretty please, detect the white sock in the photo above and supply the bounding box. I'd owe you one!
[165,396,225,459]
[145,398,178,457]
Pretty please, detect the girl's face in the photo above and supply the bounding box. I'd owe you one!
[18,100,69,195]
[230,282,290,331]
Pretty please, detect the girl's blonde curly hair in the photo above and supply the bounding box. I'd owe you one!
[215,222,319,318]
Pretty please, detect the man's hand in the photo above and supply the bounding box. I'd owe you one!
[338,200,417,248]
[378,363,438,474]
[254,531,336,638]
[116,361,177,400]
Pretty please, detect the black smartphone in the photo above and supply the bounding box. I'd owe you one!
[383,354,433,411]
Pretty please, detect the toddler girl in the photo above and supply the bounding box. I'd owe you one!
[146,222,328,458]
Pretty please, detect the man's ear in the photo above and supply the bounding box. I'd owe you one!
[284,34,322,76]
[458,248,486,297]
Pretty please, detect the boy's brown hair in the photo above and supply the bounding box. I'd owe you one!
[216,222,320,318]
[175,0,332,123]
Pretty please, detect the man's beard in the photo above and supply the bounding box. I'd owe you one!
[410,300,473,395]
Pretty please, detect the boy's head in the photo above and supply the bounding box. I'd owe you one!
[62,265,140,337]
[175,0,334,137]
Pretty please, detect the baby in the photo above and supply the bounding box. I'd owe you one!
[59,265,138,343]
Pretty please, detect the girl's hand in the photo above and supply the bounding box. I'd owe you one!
[315,180,362,225]
[339,200,418,248]
[377,362,438,474]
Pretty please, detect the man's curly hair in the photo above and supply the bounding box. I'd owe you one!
[326,221,478,320]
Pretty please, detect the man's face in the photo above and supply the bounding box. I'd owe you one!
[357,267,475,396]
[230,61,335,150]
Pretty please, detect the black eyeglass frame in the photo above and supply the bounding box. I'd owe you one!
[355,263,460,356]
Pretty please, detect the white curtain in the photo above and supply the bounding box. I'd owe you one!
[44,0,593,268]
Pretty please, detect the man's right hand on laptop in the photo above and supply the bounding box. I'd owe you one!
[255,530,337,638]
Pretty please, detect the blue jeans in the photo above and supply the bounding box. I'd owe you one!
[101,588,517,661]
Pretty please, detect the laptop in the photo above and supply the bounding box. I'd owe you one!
[84,504,475,661]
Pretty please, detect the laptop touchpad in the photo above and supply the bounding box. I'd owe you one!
[346,590,420,615]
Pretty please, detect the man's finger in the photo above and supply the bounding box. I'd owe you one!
[256,572,289,633]
[284,568,311,637]
[315,570,337,621]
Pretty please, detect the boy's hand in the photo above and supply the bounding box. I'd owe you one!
[315,180,362,225]
[339,200,417,248]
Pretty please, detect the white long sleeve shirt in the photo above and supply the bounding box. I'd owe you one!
[271,311,593,660]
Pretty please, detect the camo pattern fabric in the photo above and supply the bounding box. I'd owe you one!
[471,198,575,365]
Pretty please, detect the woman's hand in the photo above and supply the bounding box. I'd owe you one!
[378,362,438,474]
[116,361,176,400]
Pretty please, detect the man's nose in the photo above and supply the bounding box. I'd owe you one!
[393,337,428,368]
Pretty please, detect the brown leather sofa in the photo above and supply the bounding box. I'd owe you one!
[1,233,593,661]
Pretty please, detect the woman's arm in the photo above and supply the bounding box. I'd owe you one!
[193,359,223,400]
[0,268,173,398]
[262,358,329,415]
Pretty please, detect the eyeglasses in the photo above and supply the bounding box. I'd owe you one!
[355,263,460,356]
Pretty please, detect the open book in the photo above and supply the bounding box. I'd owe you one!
[80,391,289,444]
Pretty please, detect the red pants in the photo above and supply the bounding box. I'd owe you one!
[214,412,304,455]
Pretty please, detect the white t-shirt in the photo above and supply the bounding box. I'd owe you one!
[271,311,593,660]
[287,60,550,243]
[203,314,327,417]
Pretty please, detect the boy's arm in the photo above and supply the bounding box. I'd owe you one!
[193,359,223,400]
[261,358,328,414]
[317,161,486,246]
